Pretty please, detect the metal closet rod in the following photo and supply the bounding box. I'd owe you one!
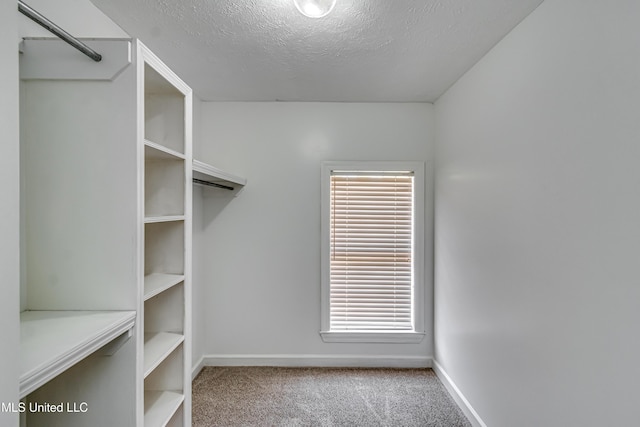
[193,178,235,191]
[18,0,102,62]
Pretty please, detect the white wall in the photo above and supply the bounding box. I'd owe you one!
[197,102,434,363]
[18,1,128,311]
[0,2,20,426]
[18,0,128,39]
[434,0,640,425]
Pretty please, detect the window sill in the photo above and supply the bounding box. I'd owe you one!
[320,331,425,344]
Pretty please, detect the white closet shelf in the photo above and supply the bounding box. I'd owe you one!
[145,139,185,160]
[144,390,184,427]
[193,159,246,190]
[20,310,136,398]
[144,215,185,224]
[143,332,184,378]
[144,273,185,301]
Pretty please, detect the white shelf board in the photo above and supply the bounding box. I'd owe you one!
[193,159,246,189]
[145,140,185,160]
[144,274,185,301]
[20,310,136,398]
[144,215,185,224]
[143,333,184,378]
[144,390,184,427]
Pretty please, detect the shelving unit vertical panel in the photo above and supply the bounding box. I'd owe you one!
[182,77,193,427]
[135,39,147,427]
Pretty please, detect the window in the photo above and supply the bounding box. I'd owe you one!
[320,161,425,343]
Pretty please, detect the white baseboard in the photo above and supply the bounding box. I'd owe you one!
[201,354,432,368]
[433,359,487,427]
[192,355,205,380]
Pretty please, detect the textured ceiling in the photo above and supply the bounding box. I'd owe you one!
[91,0,544,102]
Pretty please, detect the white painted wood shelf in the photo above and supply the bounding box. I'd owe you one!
[192,159,246,190]
[143,332,184,378]
[144,215,185,224]
[144,390,184,427]
[20,310,136,398]
[145,139,185,160]
[144,273,185,301]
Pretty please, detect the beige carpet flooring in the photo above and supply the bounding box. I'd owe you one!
[192,367,471,426]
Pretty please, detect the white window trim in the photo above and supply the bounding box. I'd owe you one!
[320,161,425,344]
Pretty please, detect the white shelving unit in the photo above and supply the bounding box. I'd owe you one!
[20,38,192,427]
[140,43,192,427]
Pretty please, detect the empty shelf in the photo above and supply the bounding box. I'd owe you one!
[20,310,136,398]
[144,273,185,301]
[193,159,246,190]
[144,215,185,224]
[145,139,185,160]
[144,390,184,427]
[144,332,184,378]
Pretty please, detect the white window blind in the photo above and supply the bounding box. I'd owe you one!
[329,171,414,331]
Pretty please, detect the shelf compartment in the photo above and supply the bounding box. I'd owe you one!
[145,282,184,336]
[193,159,246,190]
[145,64,185,155]
[145,343,184,412]
[144,273,185,301]
[143,333,184,378]
[145,221,185,276]
[20,310,136,398]
[144,391,184,427]
[145,149,185,217]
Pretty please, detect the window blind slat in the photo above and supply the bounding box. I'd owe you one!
[331,274,412,280]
